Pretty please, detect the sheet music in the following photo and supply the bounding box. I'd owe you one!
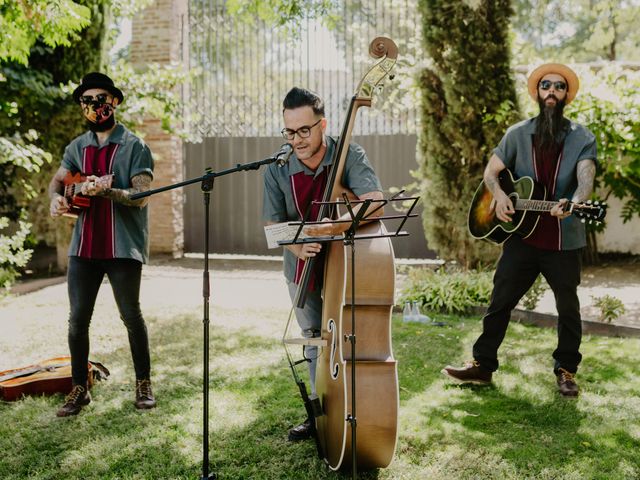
[264,222,309,249]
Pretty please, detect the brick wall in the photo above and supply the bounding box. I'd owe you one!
[130,0,187,256]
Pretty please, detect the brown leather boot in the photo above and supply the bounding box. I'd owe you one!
[288,418,314,441]
[56,384,91,417]
[135,379,156,409]
[441,360,493,385]
[556,368,579,397]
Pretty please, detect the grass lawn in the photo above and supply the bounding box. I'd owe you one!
[1,271,640,479]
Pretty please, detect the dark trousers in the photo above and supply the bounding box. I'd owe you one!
[67,256,151,385]
[473,236,582,374]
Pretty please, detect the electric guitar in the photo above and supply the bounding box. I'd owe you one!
[468,169,607,244]
[62,171,114,219]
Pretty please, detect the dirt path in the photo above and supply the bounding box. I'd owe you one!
[533,261,640,327]
[0,261,292,371]
[2,256,638,372]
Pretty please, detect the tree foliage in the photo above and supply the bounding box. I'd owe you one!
[226,0,340,33]
[416,0,520,267]
[563,66,640,221]
[0,0,108,291]
[0,0,91,65]
[511,0,640,63]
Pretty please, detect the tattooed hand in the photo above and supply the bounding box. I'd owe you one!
[101,173,153,207]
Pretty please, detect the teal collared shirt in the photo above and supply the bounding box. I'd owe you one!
[61,123,154,263]
[493,117,597,250]
[262,136,382,282]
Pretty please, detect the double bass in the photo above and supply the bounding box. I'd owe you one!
[295,37,399,471]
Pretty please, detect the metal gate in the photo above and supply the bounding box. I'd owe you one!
[184,0,434,258]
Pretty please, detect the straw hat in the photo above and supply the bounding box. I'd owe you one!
[527,63,579,104]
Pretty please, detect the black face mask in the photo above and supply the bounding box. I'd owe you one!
[82,100,116,132]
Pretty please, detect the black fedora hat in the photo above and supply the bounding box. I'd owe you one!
[72,72,124,104]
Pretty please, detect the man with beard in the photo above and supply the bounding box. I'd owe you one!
[49,72,156,416]
[442,63,597,397]
[263,87,384,439]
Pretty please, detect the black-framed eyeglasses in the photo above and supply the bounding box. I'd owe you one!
[281,118,322,140]
[80,93,112,104]
[539,80,567,91]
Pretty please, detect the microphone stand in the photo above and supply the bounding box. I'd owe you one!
[130,150,290,480]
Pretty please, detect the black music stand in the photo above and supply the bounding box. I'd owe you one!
[130,150,290,480]
[280,192,420,480]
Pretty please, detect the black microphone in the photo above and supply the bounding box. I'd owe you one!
[274,143,294,167]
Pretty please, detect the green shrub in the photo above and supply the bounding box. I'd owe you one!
[591,294,626,323]
[0,211,32,294]
[399,266,493,314]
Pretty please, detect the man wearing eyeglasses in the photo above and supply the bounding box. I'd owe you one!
[263,87,383,440]
[442,63,597,397]
[48,72,156,416]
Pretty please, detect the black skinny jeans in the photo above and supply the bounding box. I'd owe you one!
[67,256,151,385]
[473,236,583,374]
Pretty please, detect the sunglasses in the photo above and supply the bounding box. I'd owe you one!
[539,80,567,91]
[79,93,112,104]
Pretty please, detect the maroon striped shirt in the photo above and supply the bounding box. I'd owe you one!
[76,143,119,259]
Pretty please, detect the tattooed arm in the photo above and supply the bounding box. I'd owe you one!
[484,153,515,222]
[550,159,596,219]
[571,159,596,203]
[484,154,506,196]
[82,173,153,207]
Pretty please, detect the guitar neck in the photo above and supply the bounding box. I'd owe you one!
[515,199,560,212]
[66,181,89,197]
[65,175,113,197]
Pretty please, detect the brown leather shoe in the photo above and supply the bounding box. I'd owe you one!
[135,379,157,409]
[556,368,579,397]
[442,360,492,385]
[288,418,314,441]
[56,384,91,417]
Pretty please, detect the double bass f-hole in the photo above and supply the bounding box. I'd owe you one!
[328,319,339,380]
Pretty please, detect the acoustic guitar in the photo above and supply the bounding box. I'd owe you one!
[62,171,114,218]
[0,356,109,401]
[468,169,607,244]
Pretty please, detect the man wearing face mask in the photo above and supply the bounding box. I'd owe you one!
[48,72,156,416]
[442,64,597,397]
